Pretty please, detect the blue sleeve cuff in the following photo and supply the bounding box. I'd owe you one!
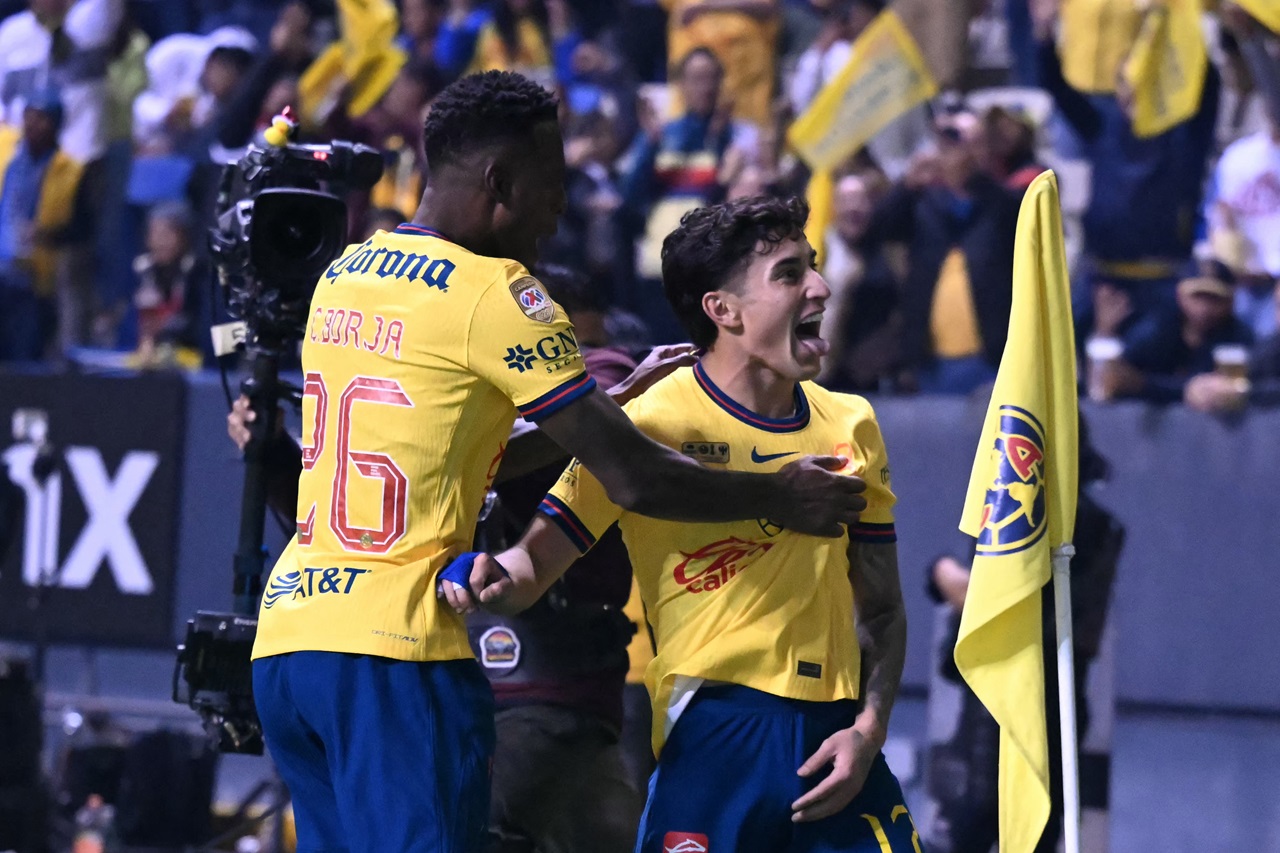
[850,522,897,544]
[538,494,596,553]
[517,373,597,422]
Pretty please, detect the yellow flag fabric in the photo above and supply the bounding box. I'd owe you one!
[1235,0,1280,33]
[787,9,937,173]
[804,168,836,268]
[955,171,1079,853]
[1059,0,1145,94]
[298,0,407,123]
[1122,0,1209,138]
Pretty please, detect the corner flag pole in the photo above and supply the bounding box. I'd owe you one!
[1052,543,1080,853]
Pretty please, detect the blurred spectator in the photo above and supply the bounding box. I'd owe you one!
[1220,1,1280,130]
[818,172,901,391]
[0,90,85,363]
[560,39,639,145]
[982,104,1047,193]
[434,0,493,80]
[1035,11,1221,333]
[1246,279,1280,405]
[1095,259,1254,406]
[543,109,630,300]
[1206,119,1280,341]
[621,47,757,340]
[863,109,1019,394]
[211,3,314,156]
[125,201,209,370]
[0,0,125,163]
[132,27,258,157]
[356,58,441,220]
[464,0,579,89]
[92,12,149,337]
[617,0,669,83]
[398,0,447,64]
[480,262,645,852]
[786,0,882,117]
[664,0,780,128]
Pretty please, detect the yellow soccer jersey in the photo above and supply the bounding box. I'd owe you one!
[253,223,595,662]
[542,362,896,755]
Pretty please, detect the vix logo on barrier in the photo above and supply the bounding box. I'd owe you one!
[3,444,158,594]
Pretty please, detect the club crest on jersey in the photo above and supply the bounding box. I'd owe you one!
[673,536,773,594]
[681,441,730,464]
[479,626,521,670]
[509,276,555,323]
[663,832,709,853]
[975,405,1047,555]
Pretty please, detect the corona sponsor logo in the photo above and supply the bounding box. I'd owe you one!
[975,405,1047,555]
[672,537,773,594]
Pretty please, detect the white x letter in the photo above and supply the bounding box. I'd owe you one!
[59,447,158,594]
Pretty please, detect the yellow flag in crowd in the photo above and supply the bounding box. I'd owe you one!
[955,171,1079,853]
[788,9,937,174]
[1234,0,1280,33]
[788,8,938,261]
[1122,0,1209,138]
[299,0,407,124]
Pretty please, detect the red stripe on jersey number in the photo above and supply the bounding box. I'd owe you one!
[297,373,415,553]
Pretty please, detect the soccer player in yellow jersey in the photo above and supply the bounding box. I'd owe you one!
[452,196,920,852]
[249,72,868,853]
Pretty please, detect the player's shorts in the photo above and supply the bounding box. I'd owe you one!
[253,652,495,853]
[635,684,922,853]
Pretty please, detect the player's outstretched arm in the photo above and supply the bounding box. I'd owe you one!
[535,387,868,537]
[441,515,580,616]
[792,540,907,823]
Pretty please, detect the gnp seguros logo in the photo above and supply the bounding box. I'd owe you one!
[975,405,1047,556]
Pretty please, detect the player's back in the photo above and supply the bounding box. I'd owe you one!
[255,223,595,663]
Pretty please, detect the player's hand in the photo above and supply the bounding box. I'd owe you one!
[791,726,879,823]
[608,344,700,406]
[437,554,514,615]
[771,456,867,538]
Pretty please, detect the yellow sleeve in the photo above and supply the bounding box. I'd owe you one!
[466,271,595,422]
[540,457,624,554]
[849,406,897,543]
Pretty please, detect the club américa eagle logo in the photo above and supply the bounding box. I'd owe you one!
[976,405,1047,556]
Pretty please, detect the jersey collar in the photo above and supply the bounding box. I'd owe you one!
[692,361,810,434]
[394,223,451,241]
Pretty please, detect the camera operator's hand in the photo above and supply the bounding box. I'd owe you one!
[227,395,284,452]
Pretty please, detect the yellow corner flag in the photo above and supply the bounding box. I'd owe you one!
[955,171,1079,853]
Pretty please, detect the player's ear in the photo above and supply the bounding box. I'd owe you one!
[701,290,740,333]
[482,158,511,204]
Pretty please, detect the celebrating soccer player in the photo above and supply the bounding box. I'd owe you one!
[452,195,920,853]
[249,72,868,853]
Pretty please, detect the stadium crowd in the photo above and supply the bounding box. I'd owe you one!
[0,0,1276,411]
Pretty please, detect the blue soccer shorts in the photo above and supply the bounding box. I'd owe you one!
[253,652,495,853]
[635,684,922,853]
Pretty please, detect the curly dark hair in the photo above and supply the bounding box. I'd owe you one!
[661,195,810,348]
[422,71,559,169]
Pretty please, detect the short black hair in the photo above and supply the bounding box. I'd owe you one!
[422,71,559,169]
[533,263,603,315]
[661,195,810,348]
